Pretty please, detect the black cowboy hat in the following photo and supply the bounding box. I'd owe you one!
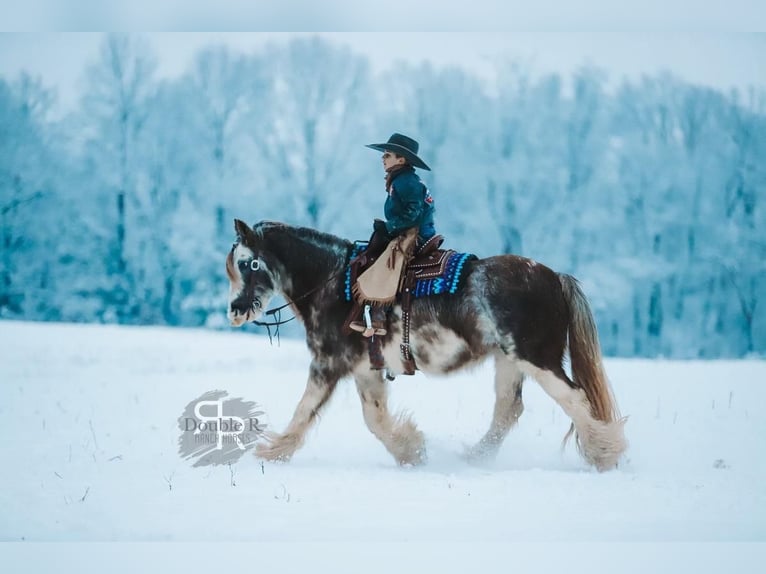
[365,133,431,171]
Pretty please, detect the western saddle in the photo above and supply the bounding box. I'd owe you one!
[344,231,452,375]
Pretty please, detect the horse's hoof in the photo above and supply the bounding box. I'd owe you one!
[396,444,427,467]
[463,442,497,464]
[255,443,292,463]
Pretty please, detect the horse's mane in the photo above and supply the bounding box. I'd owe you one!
[252,220,354,270]
[253,220,353,249]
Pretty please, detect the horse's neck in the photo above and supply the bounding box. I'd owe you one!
[263,226,349,299]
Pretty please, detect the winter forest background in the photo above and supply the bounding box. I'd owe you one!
[1,34,764,358]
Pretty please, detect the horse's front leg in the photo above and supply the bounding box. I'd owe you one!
[256,361,339,462]
[354,369,426,466]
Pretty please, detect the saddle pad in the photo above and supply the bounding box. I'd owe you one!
[410,251,475,298]
[344,242,369,301]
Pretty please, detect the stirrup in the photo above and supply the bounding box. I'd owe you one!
[350,304,387,337]
[349,321,387,337]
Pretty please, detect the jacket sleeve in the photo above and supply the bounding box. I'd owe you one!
[385,176,425,235]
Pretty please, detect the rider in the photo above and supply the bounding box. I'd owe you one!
[350,133,436,343]
[366,132,435,247]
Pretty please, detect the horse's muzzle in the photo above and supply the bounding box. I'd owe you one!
[228,297,263,326]
[229,309,248,326]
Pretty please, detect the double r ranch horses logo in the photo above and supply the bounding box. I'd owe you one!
[178,390,267,467]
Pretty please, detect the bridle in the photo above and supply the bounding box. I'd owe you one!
[234,244,350,344]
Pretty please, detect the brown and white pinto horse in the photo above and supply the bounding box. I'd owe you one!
[227,219,627,471]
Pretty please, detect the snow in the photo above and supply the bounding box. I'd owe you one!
[0,319,764,550]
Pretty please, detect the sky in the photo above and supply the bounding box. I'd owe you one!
[1,1,766,30]
[0,33,764,115]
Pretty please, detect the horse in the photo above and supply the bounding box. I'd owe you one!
[226,219,627,471]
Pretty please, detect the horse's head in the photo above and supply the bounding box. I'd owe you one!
[226,219,280,327]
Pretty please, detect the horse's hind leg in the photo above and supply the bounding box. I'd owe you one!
[354,369,426,466]
[256,361,339,462]
[520,361,623,471]
[466,352,524,461]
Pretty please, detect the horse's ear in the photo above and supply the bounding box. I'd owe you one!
[234,219,253,243]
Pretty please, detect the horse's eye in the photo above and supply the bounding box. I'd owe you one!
[238,260,248,272]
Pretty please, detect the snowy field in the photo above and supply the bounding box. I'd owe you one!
[1,320,765,565]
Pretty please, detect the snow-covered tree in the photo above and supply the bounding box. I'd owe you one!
[78,33,158,322]
[0,74,56,318]
[255,36,373,233]
[1,36,763,357]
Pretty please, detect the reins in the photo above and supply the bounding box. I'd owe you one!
[252,307,293,346]
[251,264,348,345]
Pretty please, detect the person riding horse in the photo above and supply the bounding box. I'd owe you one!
[349,133,436,344]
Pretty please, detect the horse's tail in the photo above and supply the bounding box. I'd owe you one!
[558,274,620,424]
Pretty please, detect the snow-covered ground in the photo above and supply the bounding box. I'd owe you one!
[1,320,765,546]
